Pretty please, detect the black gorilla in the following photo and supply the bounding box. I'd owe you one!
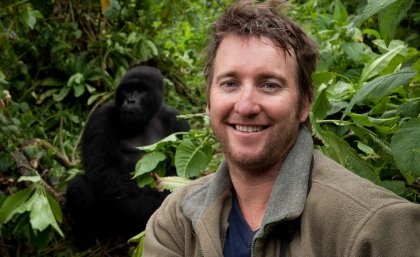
[65,66,189,246]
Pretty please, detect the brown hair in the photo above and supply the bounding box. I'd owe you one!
[204,0,318,128]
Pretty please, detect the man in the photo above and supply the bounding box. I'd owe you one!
[143,1,420,256]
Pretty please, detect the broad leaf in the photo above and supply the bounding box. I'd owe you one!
[391,118,420,184]
[73,83,85,97]
[350,125,394,165]
[46,194,63,224]
[319,131,380,184]
[312,71,333,87]
[341,68,415,119]
[378,0,414,44]
[397,99,420,118]
[348,113,399,127]
[28,189,64,237]
[360,44,405,82]
[137,133,179,152]
[175,138,212,178]
[311,84,330,120]
[342,42,365,63]
[333,0,348,24]
[21,10,38,30]
[355,0,399,25]
[133,151,167,178]
[157,176,192,192]
[136,173,154,188]
[0,188,34,225]
[380,180,406,196]
[327,81,355,101]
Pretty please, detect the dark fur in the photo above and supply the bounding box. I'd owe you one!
[65,66,189,246]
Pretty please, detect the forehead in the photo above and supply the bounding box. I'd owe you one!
[213,34,297,79]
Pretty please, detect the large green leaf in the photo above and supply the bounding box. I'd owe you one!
[311,84,331,120]
[378,0,414,44]
[342,42,365,63]
[175,138,212,178]
[333,0,348,24]
[46,193,63,224]
[397,100,420,118]
[360,44,405,82]
[319,131,381,184]
[348,113,399,127]
[391,118,420,184]
[133,151,167,178]
[21,10,39,30]
[380,180,406,196]
[0,188,34,226]
[27,189,64,237]
[355,0,399,25]
[350,125,394,165]
[341,68,416,120]
[137,133,179,152]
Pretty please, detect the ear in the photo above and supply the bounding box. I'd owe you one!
[205,105,210,115]
[299,95,312,123]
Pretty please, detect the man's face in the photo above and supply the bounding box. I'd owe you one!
[207,34,310,173]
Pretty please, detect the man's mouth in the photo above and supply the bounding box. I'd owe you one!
[235,125,266,132]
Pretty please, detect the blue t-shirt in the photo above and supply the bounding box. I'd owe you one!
[223,191,257,257]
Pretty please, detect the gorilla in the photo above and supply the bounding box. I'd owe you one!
[65,66,190,246]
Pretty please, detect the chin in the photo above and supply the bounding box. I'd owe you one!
[226,150,279,174]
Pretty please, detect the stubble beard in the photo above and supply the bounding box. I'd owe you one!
[212,116,301,176]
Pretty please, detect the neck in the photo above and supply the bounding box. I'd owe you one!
[229,162,281,231]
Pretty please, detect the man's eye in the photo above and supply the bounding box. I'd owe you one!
[222,81,237,88]
[262,82,279,90]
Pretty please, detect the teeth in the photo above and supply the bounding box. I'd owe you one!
[235,125,264,132]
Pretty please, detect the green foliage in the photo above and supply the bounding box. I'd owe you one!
[133,114,217,191]
[293,0,420,202]
[0,173,64,249]
[175,136,213,178]
[391,118,420,183]
[128,231,145,257]
[0,0,226,255]
[0,0,419,255]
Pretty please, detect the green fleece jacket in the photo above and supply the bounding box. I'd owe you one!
[143,128,420,257]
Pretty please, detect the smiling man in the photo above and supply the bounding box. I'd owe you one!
[142,1,420,257]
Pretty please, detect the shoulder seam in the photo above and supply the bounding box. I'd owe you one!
[345,202,413,257]
[312,180,372,210]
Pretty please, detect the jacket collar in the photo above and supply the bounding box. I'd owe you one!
[256,126,313,238]
[181,126,314,229]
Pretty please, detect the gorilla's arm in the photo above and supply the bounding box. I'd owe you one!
[159,104,190,134]
[80,104,139,199]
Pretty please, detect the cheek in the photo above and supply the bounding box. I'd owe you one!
[208,103,225,122]
[265,95,300,120]
[208,91,231,118]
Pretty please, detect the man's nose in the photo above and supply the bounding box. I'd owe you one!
[233,87,261,117]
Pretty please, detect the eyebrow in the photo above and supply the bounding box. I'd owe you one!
[214,71,236,84]
[255,71,288,86]
[214,70,289,86]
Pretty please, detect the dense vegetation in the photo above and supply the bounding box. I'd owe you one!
[0,0,419,256]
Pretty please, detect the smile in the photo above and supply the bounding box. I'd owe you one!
[235,125,265,132]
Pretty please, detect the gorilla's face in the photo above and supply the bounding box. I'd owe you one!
[118,86,161,125]
[116,67,164,126]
